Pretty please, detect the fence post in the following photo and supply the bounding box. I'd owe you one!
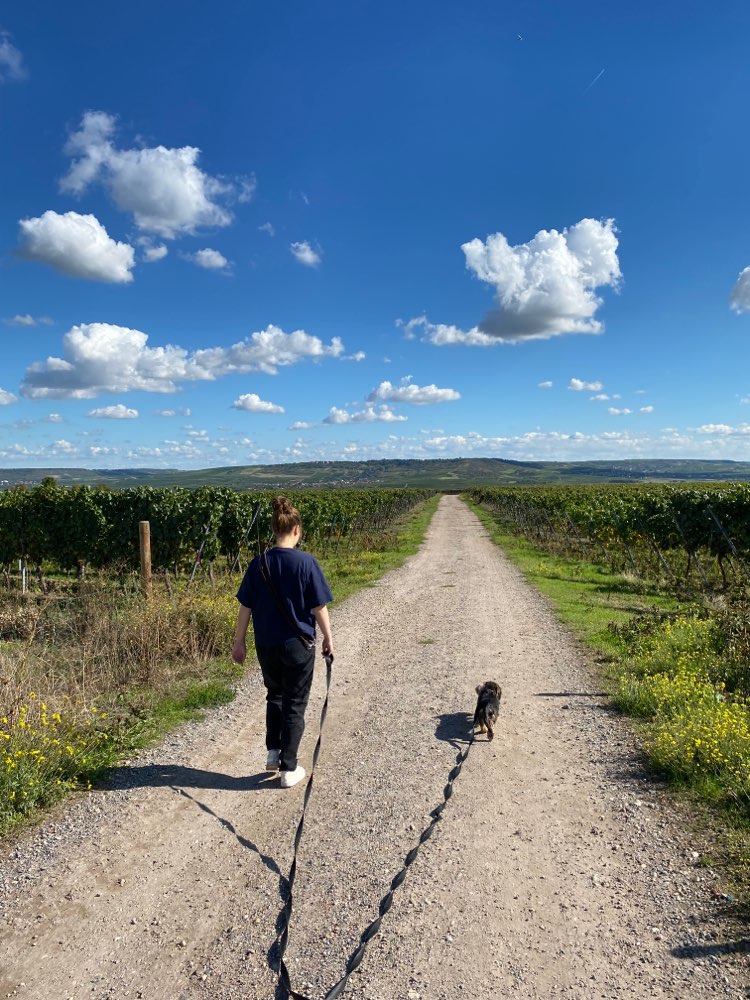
[139,520,152,599]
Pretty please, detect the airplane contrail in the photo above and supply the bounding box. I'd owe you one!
[583,68,605,94]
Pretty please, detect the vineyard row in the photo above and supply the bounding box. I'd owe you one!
[467,482,750,589]
[0,483,433,573]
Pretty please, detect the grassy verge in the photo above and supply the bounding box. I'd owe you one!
[0,495,439,837]
[319,493,440,603]
[467,499,750,903]
[468,501,681,660]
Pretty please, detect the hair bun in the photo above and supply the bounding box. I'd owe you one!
[272,495,301,536]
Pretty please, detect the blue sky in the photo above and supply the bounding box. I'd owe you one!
[2,0,750,469]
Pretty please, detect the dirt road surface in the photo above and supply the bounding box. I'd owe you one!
[1,496,748,1000]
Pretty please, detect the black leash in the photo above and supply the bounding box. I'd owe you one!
[275,654,476,1000]
[275,652,333,999]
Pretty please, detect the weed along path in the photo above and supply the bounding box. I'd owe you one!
[1,495,747,1000]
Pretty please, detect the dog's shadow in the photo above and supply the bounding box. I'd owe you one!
[435,711,473,752]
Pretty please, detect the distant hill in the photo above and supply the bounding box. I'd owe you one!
[4,458,750,490]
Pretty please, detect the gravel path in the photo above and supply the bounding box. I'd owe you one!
[1,495,748,1000]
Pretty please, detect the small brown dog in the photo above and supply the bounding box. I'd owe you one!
[473,681,502,741]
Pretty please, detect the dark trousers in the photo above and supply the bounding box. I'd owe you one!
[256,639,315,772]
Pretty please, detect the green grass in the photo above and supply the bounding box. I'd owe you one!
[123,664,244,740]
[317,494,440,604]
[468,501,680,665]
[467,498,750,908]
[0,496,439,837]
[12,457,750,489]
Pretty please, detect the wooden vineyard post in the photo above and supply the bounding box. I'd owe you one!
[139,520,152,599]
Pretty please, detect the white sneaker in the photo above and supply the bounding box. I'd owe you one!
[280,765,306,788]
[266,749,280,771]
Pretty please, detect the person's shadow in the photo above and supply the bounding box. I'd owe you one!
[169,784,293,993]
[104,763,275,792]
[103,762,292,991]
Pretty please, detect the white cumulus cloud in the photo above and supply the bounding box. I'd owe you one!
[51,439,77,454]
[463,217,621,338]
[289,420,314,430]
[142,244,168,263]
[21,323,343,399]
[0,388,17,405]
[640,405,655,414]
[189,248,230,270]
[406,218,621,345]
[87,404,139,419]
[400,317,497,346]
[608,407,632,416]
[290,241,321,267]
[538,380,553,389]
[323,404,407,425]
[368,376,460,406]
[695,423,745,436]
[730,266,750,313]
[569,378,604,392]
[231,393,285,414]
[60,111,249,239]
[189,325,344,378]
[18,211,135,283]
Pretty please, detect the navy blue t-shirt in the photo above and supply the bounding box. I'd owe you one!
[236,547,333,646]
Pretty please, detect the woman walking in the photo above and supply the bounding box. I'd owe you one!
[232,496,334,788]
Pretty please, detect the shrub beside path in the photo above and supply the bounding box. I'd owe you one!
[1,495,747,999]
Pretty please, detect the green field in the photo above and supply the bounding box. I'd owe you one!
[5,456,750,490]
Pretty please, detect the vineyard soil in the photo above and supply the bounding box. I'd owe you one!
[0,496,747,999]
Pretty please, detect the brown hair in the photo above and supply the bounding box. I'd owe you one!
[272,496,301,536]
